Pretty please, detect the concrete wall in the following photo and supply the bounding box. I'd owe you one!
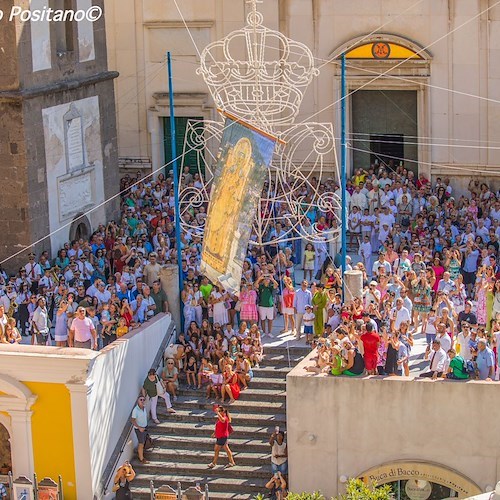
[287,352,500,498]
[86,313,174,497]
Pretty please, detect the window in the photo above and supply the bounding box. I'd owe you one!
[164,117,205,176]
[53,0,74,54]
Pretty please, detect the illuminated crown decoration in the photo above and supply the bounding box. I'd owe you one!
[197,1,319,129]
[180,0,341,246]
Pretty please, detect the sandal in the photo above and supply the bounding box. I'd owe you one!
[207,463,215,469]
[225,463,236,468]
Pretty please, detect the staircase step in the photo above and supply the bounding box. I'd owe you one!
[127,346,303,499]
[131,489,255,500]
[155,409,286,426]
[147,448,271,466]
[151,435,272,453]
[151,421,281,439]
[130,473,268,494]
[175,387,286,402]
[251,366,292,378]
[263,346,310,357]
[132,461,271,480]
[166,397,285,414]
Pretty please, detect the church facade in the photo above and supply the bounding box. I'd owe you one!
[106,0,500,195]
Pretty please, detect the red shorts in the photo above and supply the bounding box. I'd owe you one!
[364,354,377,370]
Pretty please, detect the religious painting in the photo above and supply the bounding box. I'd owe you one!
[201,114,277,293]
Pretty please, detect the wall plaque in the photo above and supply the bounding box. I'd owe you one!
[64,105,85,171]
[57,170,95,221]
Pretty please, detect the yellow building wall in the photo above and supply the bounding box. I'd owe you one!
[23,382,77,499]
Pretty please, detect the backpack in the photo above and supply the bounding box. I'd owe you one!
[144,432,155,450]
[462,359,475,376]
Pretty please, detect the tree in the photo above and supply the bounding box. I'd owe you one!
[336,478,394,500]
[280,479,393,500]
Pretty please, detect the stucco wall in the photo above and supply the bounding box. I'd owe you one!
[287,352,500,498]
[86,313,174,497]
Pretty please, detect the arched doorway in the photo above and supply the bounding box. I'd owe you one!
[358,460,482,499]
[0,423,12,475]
[330,34,432,176]
[69,215,91,242]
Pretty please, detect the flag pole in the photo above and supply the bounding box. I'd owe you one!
[167,51,184,332]
[341,52,347,301]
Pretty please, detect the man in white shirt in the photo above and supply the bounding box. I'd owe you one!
[372,251,392,277]
[420,338,447,379]
[435,323,452,352]
[350,186,367,211]
[359,235,372,271]
[379,206,395,229]
[95,282,112,305]
[456,323,473,361]
[391,298,411,330]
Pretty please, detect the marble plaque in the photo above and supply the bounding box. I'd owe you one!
[66,116,84,170]
[58,170,94,221]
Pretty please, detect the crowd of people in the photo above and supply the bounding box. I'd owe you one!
[0,164,499,380]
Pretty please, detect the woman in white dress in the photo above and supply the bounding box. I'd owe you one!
[211,286,228,326]
[193,283,204,326]
[181,285,196,333]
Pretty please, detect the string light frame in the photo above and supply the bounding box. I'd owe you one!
[179,0,341,246]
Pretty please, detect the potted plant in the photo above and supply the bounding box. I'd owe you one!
[0,463,10,475]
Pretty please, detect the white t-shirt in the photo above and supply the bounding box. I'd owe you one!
[303,312,315,326]
[392,306,411,330]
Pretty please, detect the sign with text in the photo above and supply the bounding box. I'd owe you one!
[360,461,482,497]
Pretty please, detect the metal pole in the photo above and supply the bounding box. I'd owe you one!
[341,52,347,301]
[167,51,184,332]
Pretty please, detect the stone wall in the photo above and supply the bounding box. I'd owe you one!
[0,0,119,271]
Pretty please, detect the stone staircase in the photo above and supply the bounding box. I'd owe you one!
[129,344,310,499]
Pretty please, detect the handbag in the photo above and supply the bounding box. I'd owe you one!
[228,423,234,436]
[155,376,165,396]
[234,301,241,312]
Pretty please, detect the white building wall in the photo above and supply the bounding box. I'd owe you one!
[86,314,173,497]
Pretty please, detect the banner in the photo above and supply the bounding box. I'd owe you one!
[201,115,277,293]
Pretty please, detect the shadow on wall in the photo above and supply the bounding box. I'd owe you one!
[86,314,172,496]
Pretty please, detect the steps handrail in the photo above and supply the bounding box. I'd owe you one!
[100,322,177,497]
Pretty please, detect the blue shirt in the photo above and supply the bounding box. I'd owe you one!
[476,347,494,380]
[463,249,479,272]
[293,288,312,314]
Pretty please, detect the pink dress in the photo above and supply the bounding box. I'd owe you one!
[476,279,487,325]
[240,290,258,322]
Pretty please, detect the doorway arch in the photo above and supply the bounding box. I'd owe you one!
[69,215,92,242]
[0,374,37,478]
[329,33,432,177]
[0,422,12,474]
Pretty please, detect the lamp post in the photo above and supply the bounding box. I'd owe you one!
[340,52,347,301]
[167,51,185,332]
